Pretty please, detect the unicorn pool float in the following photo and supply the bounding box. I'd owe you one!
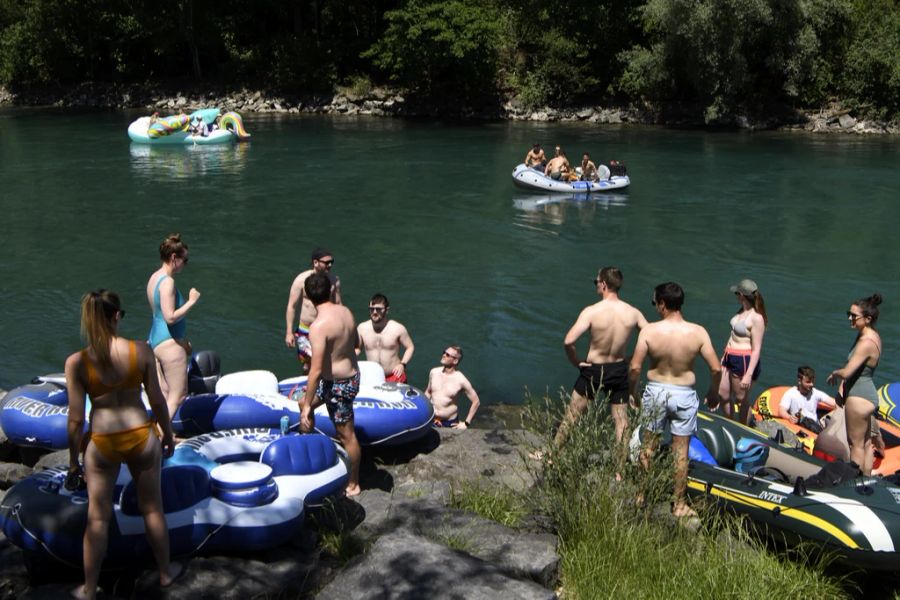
[128,108,251,145]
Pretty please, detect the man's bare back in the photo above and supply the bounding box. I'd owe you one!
[309,303,358,381]
[573,299,646,364]
[639,319,715,387]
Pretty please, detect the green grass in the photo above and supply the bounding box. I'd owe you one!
[521,393,852,600]
[450,482,527,528]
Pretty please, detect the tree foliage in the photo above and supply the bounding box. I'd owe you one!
[0,0,897,118]
[363,0,505,103]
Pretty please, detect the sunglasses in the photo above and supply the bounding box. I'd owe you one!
[119,310,126,319]
[847,311,864,321]
[369,306,386,313]
[178,254,189,264]
[442,351,460,359]
[318,259,334,266]
[593,278,601,285]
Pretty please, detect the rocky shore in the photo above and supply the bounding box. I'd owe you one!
[0,384,558,599]
[0,83,896,135]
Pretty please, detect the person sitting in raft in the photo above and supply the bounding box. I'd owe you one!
[525,143,547,170]
[779,366,835,426]
[580,153,600,182]
[65,290,182,600]
[189,116,209,137]
[426,345,480,429]
[148,111,160,130]
[544,151,570,181]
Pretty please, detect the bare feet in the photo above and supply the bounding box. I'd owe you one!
[71,585,93,600]
[672,502,698,519]
[528,449,553,464]
[345,484,361,497]
[160,561,185,588]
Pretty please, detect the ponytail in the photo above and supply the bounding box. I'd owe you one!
[80,290,121,366]
[753,291,768,327]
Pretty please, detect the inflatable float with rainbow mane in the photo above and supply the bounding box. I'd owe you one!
[128,108,250,145]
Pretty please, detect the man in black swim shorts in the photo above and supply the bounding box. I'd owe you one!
[299,273,362,496]
[546,267,647,463]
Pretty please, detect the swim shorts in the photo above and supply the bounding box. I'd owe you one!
[294,324,312,368]
[722,349,760,381]
[316,371,360,425]
[385,371,408,384]
[641,381,699,437]
[550,170,562,180]
[433,417,459,428]
[572,361,629,404]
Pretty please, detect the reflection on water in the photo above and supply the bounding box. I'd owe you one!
[512,192,629,227]
[128,142,250,179]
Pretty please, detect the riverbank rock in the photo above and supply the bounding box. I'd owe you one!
[1,83,896,134]
[316,530,556,600]
[0,420,558,599]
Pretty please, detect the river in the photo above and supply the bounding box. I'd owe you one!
[1,108,899,408]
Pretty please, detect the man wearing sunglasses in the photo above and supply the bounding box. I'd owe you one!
[426,346,480,429]
[554,267,647,457]
[284,247,342,373]
[356,293,415,383]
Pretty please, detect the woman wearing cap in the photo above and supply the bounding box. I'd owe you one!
[146,233,200,419]
[827,294,883,475]
[719,279,767,425]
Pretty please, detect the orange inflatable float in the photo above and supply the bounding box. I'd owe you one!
[753,386,900,476]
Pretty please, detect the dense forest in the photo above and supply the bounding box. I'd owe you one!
[0,0,897,120]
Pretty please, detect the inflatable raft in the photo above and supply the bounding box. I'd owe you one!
[511,163,630,193]
[0,429,348,566]
[688,410,900,570]
[0,359,433,449]
[128,108,250,145]
[753,386,900,476]
[879,383,900,428]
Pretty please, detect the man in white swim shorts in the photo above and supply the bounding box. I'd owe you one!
[629,281,722,519]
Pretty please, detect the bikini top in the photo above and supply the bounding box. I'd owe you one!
[81,341,144,398]
[730,312,752,337]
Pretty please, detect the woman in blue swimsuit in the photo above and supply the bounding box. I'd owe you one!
[146,233,200,419]
[827,293,883,475]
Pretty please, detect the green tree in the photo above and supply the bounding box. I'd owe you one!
[842,0,900,118]
[364,0,505,104]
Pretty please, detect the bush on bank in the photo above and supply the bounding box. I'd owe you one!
[521,394,850,599]
[0,0,897,120]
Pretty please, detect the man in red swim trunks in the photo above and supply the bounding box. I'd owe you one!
[356,293,415,383]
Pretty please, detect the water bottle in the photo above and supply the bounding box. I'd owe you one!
[280,415,290,436]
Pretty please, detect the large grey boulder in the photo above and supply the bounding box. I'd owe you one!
[355,484,558,586]
[316,530,556,600]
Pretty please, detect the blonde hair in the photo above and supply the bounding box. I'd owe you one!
[80,290,121,366]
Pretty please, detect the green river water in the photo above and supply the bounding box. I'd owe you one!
[1,108,899,407]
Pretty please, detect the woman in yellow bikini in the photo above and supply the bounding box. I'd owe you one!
[65,290,181,600]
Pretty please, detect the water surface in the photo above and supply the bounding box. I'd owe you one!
[1,109,898,406]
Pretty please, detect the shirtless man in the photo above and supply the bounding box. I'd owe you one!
[298,273,361,496]
[556,267,647,456]
[629,282,722,518]
[544,150,570,181]
[284,248,342,372]
[425,346,480,430]
[356,293,415,382]
[580,153,599,182]
[524,143,547,170]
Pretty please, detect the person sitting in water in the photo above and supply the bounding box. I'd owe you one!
[545,151,570,181]
[426,345,480,429]
[779,366,836,425]
[581,153,599,182]
[524,143,547,170]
